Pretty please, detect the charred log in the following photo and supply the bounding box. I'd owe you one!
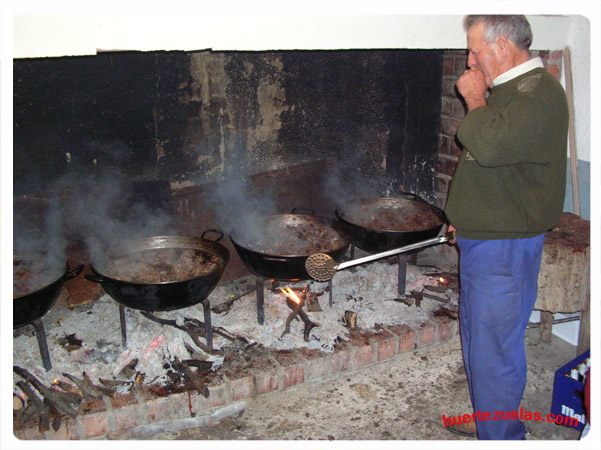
[13,366,80,418]
[16,380,50,433]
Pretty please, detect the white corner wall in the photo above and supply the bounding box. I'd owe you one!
[566,15,591,163]
[12,14,573,57]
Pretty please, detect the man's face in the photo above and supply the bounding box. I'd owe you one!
[466,22,503,88]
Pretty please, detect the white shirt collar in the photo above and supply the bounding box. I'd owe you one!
[493,57,544,87]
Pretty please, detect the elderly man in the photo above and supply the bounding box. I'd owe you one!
[444,15,568,440]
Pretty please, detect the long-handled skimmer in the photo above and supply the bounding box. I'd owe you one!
[305,231,454,282]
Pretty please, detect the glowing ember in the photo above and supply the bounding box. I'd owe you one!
[279,287,302,304]
[438,277,448,286]
[144,335,166,357]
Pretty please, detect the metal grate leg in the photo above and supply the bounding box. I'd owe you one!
[397,254,409,297]
[256,277,265,324]
[119,304,128,347]
[203,299,213,351]
[32,319,52,371]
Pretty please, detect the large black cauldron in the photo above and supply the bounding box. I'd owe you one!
[335,196,445,253]
[14,263,83,328]
[229,211,350,281]
[86,232,229,311]
[14,260,83,370]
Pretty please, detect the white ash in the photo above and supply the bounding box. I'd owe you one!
[13,295,225,389]
[13,261,456,390]
[211,261,457,353]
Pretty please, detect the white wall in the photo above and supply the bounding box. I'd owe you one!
[12,14,572,56]
[566,15,591,163]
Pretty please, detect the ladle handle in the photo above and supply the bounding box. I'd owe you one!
[336,234,451,271]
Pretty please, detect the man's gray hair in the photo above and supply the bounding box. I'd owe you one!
[464,15,533,50]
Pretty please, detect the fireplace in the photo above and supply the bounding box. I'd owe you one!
[12,47,564,440]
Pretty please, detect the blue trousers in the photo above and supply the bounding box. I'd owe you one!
[457,235,545,440]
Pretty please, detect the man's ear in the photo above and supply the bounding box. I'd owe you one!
[495,35,512,60]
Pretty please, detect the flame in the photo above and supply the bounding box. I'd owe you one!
[438,277,448,285]
[279,287,302,304]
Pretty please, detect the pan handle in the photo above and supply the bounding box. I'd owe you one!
[398,192,420,201]
[85,273,106,284]
[62,264,84,281]
[291,207,315,215]
[261,256,290,263]
[201,229,224,242]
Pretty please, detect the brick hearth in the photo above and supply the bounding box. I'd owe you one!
[14,316,458,440]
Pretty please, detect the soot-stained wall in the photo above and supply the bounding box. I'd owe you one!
[14,50,443,198]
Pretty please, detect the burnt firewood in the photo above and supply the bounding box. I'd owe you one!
[98,377,133,388]
[400,297,415,307]
[302,285,324,312]
[140,311,251,354]
[174,357,209,398]
[281,310,300,338]
[408,291,423,308]
[281,303,319,341]
[420,291,450,304]
[57,333,83,351]
[62,373,103,400]
[148,385,170,396]
[13,366,80,418]
[50,409,62,432]
[83,372,116,397]
[16,381,50,433]
[141,311,250,352]
[184,341,209,361]
[49,386,83,405]
[423,284,449,294]
[432,306,458,320]
[184,317,250,345]
[119,358,139,379]
[43,400,64,431]
[51,379,82,397]
[18,403,40,424]
[141,311,186,331]
[140,312,212,353]
[302,317,318,342]
[211,286,256,314]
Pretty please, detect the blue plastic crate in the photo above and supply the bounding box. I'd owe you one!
[550,350,590,431]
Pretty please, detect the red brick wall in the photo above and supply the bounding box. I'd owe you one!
[434,50,563,208]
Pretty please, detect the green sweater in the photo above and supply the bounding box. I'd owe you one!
[444,67,569,240]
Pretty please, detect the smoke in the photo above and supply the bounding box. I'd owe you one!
[61,171,177,265]
[13,195,67,283]
[321,143,399,213]
[207,170,277,245]
[14,148,178,272]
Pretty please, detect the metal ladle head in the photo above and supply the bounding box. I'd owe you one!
[305,253,337,282]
